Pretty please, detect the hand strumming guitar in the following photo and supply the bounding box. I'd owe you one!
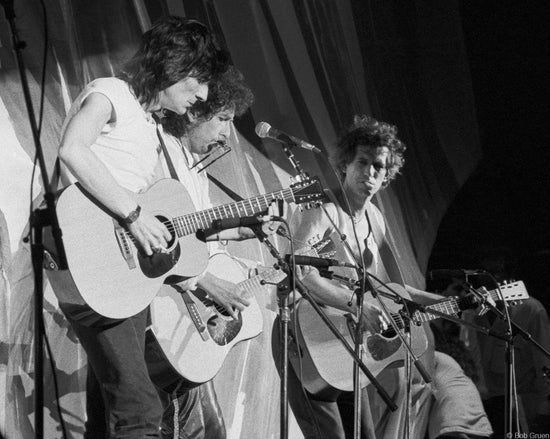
[196,271,251,319]
[126,208,172,256]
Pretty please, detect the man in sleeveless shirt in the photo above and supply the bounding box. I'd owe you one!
[53,17,228,438]
[283,115,492,438]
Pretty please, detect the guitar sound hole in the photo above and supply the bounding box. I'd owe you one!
[380,327,397,338]
[136,215,180,278]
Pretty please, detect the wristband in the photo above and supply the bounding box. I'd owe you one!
[122,205,141,224]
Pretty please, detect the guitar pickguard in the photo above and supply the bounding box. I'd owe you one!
[189,289,244,346]
[207,313,243,346]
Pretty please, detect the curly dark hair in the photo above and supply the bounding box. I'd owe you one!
[331,115,406,186]
[161,65,254,137]
[119,16,229,108]
[192,66,254,119]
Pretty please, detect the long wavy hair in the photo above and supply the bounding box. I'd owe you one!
[119,16,228,108]
[161,66,254,137]
[331,115,406,186]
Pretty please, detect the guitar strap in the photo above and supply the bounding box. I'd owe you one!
[153,114,181,182]
[367,203,406,285]
[367,204,415,438]
[206,173,245,202]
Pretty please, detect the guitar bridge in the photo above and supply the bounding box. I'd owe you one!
[114,221,136,270]
[174,286,209,342]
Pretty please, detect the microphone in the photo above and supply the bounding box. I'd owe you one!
[284,254,356,268]
[211,215,271,230]
[427,269,486,282]
[255,122,322,154]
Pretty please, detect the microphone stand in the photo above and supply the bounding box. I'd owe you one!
[279,141,310,184]
[461,280,550,436]
[317,201,431,439]
[276,142,396,436]
[462,280,517,434]
[254,230,397,439]
[250,228,291,439]
[2,3,68,438]
[352,270,367,438]
[356,270,432,439]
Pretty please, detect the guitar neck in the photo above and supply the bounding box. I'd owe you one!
[410,284,518,324]
[411,298,461,324]
[239,268,286,300]
[172,188,295,237]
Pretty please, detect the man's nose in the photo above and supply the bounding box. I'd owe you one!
[195,83,209,102]
[220,121,231,138]
[365,164,376,176]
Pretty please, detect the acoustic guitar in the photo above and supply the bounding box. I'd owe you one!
[147,252,287,387]
[289,280,529,400]
[55,177,324,319]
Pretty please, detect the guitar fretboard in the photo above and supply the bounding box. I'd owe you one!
[412,299,462,324]
[171,188,295,237]
[238,247,318,298]
[241,268,287,299]
[411,287,519,324]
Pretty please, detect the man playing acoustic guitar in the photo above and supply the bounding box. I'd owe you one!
[284,115,493,438]
[149,65,276,439]
[51,17,229,438]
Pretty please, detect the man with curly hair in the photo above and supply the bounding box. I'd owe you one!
[284,115,493,438]
[148,66,270,438]
[50,16,229,438]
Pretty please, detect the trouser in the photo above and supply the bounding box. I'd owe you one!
[272,317,351,439]
[67,308,163,438]
[144,324,227,439]
[160,381,226,439]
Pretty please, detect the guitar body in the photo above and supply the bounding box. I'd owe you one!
[289,283,428,400]
[55,177,324,319]
[56,179,209,319]
[148,253,264,386]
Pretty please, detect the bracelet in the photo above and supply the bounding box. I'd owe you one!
[122,205,141,224]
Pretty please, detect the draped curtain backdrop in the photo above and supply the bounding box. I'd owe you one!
[0,0,479,437]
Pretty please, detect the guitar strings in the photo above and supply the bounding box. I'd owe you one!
[122,187,301,246]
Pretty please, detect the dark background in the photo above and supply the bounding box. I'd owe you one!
[429,1,550,307]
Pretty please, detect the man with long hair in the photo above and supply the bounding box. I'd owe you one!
[52,16,228,437]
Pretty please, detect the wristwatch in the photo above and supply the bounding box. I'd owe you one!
[122,205,141,224]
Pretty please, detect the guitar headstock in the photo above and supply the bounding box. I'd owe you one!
[458,280,530,315]
[493,280,529,306]
[290,177,328,208]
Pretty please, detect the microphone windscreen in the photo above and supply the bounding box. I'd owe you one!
[255,122,271,138]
